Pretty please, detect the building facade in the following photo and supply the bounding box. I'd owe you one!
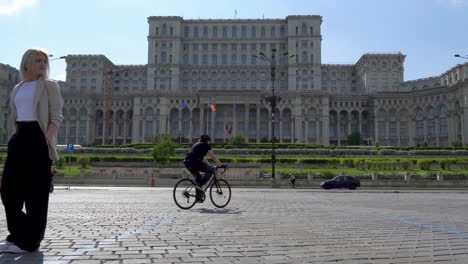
[1,15,468,146]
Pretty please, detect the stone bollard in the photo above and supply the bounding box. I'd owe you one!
[404,172,411,183]
[372,172,378,182]
[307,173,314,184]
[437,171,444,182]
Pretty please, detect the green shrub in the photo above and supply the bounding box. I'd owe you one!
[228,134,247,148]
[77,156,90,168]
[399,160,412,170]
[452,140,462,148]
[457,160,468,170]
[417,160,433,170]
[55,156,66,168]
[153,140,176,163]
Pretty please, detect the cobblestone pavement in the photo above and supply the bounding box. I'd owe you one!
[1,187,468,263]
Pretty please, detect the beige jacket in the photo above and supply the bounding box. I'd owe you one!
[8,79,64,161]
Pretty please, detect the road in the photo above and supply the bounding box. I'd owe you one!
[0,187,467,263]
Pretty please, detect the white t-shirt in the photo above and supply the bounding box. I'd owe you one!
[14,81,37,121]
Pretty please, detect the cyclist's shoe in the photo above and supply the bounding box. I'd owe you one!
[196,192,205,203]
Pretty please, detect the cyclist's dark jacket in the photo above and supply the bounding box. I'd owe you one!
[185,142,211,161]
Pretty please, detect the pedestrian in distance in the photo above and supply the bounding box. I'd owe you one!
[289,173,297,188]
[0,48,64,253]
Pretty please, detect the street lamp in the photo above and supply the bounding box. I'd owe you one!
[253,48,294,181]
[454,54,468,60]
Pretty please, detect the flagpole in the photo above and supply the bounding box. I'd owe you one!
[206,105,209,135]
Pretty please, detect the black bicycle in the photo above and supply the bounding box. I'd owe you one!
[173,165,231,210]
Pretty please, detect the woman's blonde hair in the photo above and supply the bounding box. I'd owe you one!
[19,48,50,81]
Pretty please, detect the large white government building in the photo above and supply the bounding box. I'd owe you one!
[1,15,468,146]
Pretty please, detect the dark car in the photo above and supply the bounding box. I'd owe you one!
[320,176,360,190]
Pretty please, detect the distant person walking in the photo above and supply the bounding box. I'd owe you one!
[289,174,297,188]
[0,48,63,253]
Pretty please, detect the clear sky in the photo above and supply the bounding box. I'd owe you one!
[1,0,467,81]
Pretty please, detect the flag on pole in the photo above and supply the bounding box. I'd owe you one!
[181,102,189,109]
[210,104,216,112]
[228,127,233,135]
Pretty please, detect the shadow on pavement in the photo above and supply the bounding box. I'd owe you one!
[0,251,44,263]
[195,208,243,214]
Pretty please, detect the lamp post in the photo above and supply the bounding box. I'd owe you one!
[454,54,468,60]
[253,49,294,181]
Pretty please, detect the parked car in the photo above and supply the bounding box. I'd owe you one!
[320,176,360,190]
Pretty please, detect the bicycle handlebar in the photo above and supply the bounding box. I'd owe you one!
[212,165,228,174]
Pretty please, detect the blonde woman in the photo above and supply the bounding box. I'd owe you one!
[0,48,63,253]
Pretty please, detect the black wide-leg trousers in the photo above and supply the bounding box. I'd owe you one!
[0,122,52,252]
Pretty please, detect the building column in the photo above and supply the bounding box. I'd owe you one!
[256,106,260,142]
[315,119,320,144]
[447,113,453,143]
[397,120,401,146]
[244,104,249,143]
[424,116,428,144]
[189,109,193,141]
[347,114,351,140]
[435,117,440,146]
[112,114,116,145]
[232,104,237,137]
[295,117,302,143]
[268,108,272,141]
[200,108,205,136]
[178,109,183,138]
[337,113,341,146]
[211,109,215,140]
[374,115,379,145]
[279,111,283,143]
[304,120,309,143]
[131,116,139,143]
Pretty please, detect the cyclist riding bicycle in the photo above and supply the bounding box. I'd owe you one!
[183,134,223,202]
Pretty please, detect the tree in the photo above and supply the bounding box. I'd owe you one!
[228,134,247,148]
[347,131,362,146]
[153,139,176,163]
[153,133,173,144]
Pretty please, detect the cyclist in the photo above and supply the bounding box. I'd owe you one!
[183,134,223,202]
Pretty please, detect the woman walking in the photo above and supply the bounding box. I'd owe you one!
[0,48,63,253]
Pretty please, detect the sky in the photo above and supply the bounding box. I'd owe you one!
[1,0,468,82]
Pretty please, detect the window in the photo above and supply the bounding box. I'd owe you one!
[184,27,189,37]
[211,55,217,65]
[280,26,285,37]
[194,27,198,37]
[213,26,218,38]
[241,25,247,38]
[251,26,256,37]
[222,54,227,65]
[270,26,276,37]
[231,54,237,65]
[261,27,266,37]
[202,55,208,65]
[302,24,307,34]
[202,26,208,39]
[241,55,246,65]
[192,54,198,65]
[222,26,227,37]
[232,26,237,37]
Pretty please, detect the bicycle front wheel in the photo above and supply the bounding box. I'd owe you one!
[173,178,197,210]
[209,179,231,208]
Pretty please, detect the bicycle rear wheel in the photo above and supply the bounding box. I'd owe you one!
[209,179,231,208]
[173,178,197,210]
